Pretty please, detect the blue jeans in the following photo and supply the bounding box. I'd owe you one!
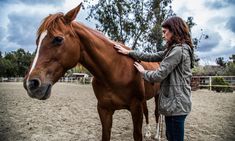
[165,115,187,141]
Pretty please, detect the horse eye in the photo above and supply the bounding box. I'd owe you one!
[52,36,64,45]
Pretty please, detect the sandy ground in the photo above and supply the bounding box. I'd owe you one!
[0,82,234,141]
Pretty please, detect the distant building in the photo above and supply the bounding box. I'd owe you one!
[72,73,89,79]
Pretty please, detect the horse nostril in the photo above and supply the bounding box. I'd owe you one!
[28,79,40,90]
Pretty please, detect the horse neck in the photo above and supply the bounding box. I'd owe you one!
[73,22,120,82]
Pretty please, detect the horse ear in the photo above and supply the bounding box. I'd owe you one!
[64,3,82,24]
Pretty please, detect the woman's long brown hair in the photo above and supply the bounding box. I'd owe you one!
[162,16,193,49]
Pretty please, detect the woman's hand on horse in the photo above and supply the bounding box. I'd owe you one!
[134,62,145,74]
[114,44,130,55]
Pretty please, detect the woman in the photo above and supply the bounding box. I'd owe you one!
[114,16,194,141]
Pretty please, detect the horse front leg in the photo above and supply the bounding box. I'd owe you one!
[97,105,114,141]
[130,100,143,141]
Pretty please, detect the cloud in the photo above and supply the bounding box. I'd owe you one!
[0,0,69,53]
[20,0,65,5]
[6,13,42,46]
[171,0,235,65]
[0,27,6,41]
[197,45,235,66]
[0,0,65,6]
[0,0,89,54]
[204,0,235,9]
[196,33,235,66]
[225,0,235,5]
[205,1,228,9]
[226,17,235,34]
[197,30,222,52]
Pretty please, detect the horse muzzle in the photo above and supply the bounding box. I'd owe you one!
[23,78,52,100]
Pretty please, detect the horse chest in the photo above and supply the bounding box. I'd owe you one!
[94,91,128,109]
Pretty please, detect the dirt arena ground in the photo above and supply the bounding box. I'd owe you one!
[0,82,234,141]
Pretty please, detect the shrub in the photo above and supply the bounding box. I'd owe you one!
[211,77,233,92]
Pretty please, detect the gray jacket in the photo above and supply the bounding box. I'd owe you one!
[129,44,193,116]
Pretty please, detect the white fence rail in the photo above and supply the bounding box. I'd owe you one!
[59,77,93,84]
[0,77,24,82]
[0,77,93,84]
[191,76,235,91]
[1,76,235,90]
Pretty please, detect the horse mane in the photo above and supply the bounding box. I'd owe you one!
[37,13,76,38]
[83,24,116,45]
[73,22,119,47]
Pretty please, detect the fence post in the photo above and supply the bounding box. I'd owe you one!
[209,76,212,91]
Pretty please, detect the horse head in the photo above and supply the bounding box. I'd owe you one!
[23,3,82,100]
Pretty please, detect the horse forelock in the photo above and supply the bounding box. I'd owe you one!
[37,13,76,39]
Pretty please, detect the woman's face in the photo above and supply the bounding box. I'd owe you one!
[162,27,173,42]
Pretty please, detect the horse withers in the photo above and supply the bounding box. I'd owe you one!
[23,3,161,141]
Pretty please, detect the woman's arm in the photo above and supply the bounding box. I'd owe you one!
[129,50,165,62]
[135,47,183,83]
[114,44,164,62]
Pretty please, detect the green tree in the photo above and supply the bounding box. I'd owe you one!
[147,0,174,52]
[229,54,235,63]
[4,52,17,76]
[224,55,235,75]
[212,77,233,92]
[15,49,34,76]
[4,48,34,77]
[216,57,227,67]
[0,58,15,77]
[186,17,196,33]
[86,0,173,51]
[224,62,235,75]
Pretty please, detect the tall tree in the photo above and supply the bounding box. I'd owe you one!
[4,48,34,77]
[225,62,235,75]
[229,54,235,63]
[186,17,196,33]
[216,57,227,67]
[86,0,153,50]
[146,0,174,52]
[86,0,173,51]
[0,58,15,77]
[224,54,235,75]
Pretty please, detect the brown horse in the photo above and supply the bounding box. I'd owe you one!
[23,3,161,141]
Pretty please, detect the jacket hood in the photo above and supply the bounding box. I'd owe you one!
[182,44,194,68]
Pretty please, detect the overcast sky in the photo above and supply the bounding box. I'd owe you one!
[0,0,234,65]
